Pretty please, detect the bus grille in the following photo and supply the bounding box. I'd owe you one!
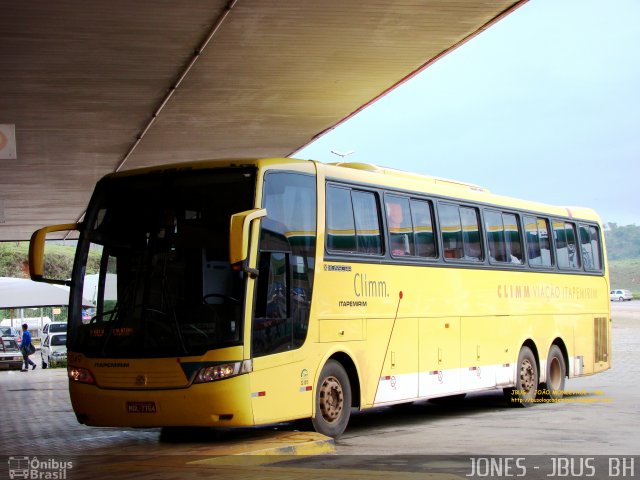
[594,317,608,363]
[97,370,189,389]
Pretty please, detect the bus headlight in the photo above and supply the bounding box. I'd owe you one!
[68,366,96,385]
[193,360,252,384]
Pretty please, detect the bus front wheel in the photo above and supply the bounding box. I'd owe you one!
[507,346,538,408]
[312,360,351,438]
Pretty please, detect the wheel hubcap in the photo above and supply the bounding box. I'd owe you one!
[319,375,343,422]
[520,358,535,392]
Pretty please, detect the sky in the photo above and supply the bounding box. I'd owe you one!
[296,0,640,227]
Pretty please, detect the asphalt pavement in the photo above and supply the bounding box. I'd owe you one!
[1,302,638,479]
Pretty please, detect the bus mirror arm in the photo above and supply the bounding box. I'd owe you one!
[29,222,80,285]
[232,259,259,279]
[243,264,259,279]
[229,208,267,266]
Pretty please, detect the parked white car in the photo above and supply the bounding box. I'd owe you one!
[610,289,633,302]
[41,333,67,368]
[41,321,67,338]
[0,337,23,370]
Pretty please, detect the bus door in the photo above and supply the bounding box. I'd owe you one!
[249,250,308,423]
[418,317,462,397]
[247,171,316,424]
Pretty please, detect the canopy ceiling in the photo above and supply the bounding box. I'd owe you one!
[0,0,525,241]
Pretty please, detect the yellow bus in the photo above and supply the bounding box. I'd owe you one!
[29,158,610,437]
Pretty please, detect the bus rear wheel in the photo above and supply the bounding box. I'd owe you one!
[507,346,538,408]
[312,360,351,438]
[545,345,566,400]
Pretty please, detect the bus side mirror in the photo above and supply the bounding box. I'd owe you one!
[229,208,267,271]
[29,223,79,285]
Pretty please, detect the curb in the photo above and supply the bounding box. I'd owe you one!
[189,432,335,464]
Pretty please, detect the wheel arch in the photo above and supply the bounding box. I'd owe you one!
[550,337,569,379]
[521,338,540,377]
[325,351,361,409]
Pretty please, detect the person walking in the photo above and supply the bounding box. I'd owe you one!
[20,323,37,371]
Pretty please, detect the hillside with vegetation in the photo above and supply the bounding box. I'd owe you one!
[605,224,640,296]
[0,241,102,279]
[1,224,639,298]
[604,223,640,260]
[608,258,640,293]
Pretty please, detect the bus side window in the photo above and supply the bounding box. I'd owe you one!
[503,213,523,263]
[485,210,523,264]
[438,203,482,261]
[554,220,580,270]
[438,203,464,259]
[352,191,382,255]
[385,196,413,256]
[524,215,553,267]
[537,217,553,266]
[384,196,436,259]
[326,186,356,252]
[579,224,602,271]
[485,210,508,262]
[326,185,382,255]
[460,206,482,261]
[410,199,436,258]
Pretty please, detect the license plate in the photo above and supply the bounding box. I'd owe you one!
[126,401,157,414]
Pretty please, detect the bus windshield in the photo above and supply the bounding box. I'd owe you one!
[70,168,255,358]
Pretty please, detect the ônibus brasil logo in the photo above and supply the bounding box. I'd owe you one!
[8,456,73,479]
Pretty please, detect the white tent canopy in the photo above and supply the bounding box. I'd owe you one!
[82,273,118,303]
[0,277,94,308]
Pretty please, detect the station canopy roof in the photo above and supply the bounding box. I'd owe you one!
[0,0,525,241]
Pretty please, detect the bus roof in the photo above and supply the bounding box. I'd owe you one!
[319,160,601,224]
[107,157,602,224]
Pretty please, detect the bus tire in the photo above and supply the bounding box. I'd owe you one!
[312,360,351,438]
[508,346,538,408]
[545,345,566,400]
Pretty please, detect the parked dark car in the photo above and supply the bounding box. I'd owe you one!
[0,326,20,338]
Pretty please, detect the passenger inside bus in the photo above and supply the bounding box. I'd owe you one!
[386,201,411,256]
